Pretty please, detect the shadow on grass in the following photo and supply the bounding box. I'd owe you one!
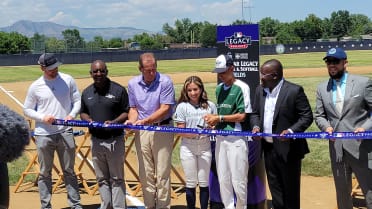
[62,204,100,209]
[171,205,187,209]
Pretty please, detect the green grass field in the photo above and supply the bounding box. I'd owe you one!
[1,50,371,83]
[5,50,372,184]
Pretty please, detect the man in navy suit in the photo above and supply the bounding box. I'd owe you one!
[315,47,372,209]
[251,59,313,209]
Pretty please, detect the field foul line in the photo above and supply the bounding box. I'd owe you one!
[127,193,145,207]
[0,85,24,108]
[0,85,94,164]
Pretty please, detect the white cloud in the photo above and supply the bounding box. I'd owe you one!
[49,11,82,27]
[200,0,241,26]
[0,0,252,31]
[48,11,67,23]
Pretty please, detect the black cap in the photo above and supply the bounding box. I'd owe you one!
[38,53,62,70]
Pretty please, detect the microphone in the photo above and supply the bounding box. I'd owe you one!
[0,104,30,163]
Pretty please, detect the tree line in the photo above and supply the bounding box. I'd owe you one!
[1,10,371,54]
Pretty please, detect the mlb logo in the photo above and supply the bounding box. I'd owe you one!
[235,32,243,38]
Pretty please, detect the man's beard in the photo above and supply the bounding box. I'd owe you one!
[329,69,345,80]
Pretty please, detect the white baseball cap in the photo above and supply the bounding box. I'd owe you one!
[212,54,234,73]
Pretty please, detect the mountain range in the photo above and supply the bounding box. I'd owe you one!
[0,20,152,41]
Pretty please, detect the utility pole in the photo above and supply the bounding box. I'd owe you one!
[241,0,244,20]
[242,0,253,23]
[190,30,194,47]
[247,0,253,23]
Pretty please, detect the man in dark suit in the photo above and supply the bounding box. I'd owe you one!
[251,59,313,209]
[314,47,372,209]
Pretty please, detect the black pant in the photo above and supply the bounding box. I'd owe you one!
[0,162,9,209]
[264,145,302,209]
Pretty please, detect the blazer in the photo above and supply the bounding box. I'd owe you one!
[250,80,313,162]
[314,74,372,164]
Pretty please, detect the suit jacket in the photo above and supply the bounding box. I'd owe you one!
[250,80,313,161]
[314,74,372,164]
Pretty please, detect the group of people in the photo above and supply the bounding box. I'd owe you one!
[21,47,371,209]
[23,52,176,209]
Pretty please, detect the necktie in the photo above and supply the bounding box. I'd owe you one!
[335,81,344,161]
[335,81,343,113]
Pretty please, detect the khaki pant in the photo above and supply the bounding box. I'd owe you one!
[135,129,174,209]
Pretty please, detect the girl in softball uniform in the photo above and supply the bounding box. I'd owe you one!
[173,76,217,209]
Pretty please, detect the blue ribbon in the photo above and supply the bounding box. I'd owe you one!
[52,119,372,140]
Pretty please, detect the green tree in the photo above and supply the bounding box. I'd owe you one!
[153,33,172,49]
[276,23,301,44]
[176,18,193,43]
[93,36,105,48]
[259,17,280,37]
[30,33,47,53]
[108,37,123,48]
[364,22,372,34]
[301,14,323,41]
[45,37,66,53]
[232,19,250,25]
[200,23,216,47]
[0,32,10,54]
[162,23,177,43]
[62,29,84,52]
[9,32,30,54]
[190,22,203,44]
[329,10,351,39]
[162,18,194,43]
[349,14,371,36]
[133,33,163,50]
[85,36,106,51]
[320,18,333,39]
[0,32,30,54]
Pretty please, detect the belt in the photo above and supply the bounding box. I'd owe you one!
[91,132,123,139]
[153,117,172,126]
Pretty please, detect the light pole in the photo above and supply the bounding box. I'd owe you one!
[242,0,253,23]
[190,30,194,47]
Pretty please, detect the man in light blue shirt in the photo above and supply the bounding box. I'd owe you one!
[315,47,372,209]
[126,52,175,209]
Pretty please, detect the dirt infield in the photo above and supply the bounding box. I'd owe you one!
[3,66,371,209]
[8,176,338,209]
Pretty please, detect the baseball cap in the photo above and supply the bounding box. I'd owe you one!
[38,53,62,70]
[323,47,347,60]
[212,54,234,73]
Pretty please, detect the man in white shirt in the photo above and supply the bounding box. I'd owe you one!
[24,53,82,209]
[251,59,313,209]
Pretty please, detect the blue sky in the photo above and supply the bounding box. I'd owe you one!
[1,0,371,32]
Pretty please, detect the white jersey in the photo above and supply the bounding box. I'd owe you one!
[174,100,217,132]
[174,100,217,188]
[24,72,81,135]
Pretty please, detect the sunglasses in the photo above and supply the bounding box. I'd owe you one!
[91,69,107,73]
[260,71,276,78]
[325,59,341,65]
